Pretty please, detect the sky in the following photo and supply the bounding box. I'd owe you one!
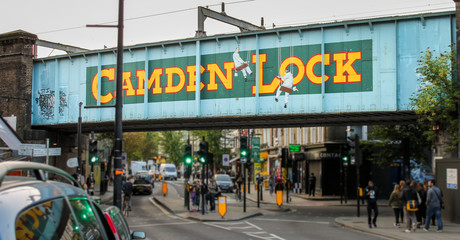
[0,0,454,57]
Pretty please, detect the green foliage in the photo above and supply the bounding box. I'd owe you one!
[361,124,431,167]
[158,131,185,166]
[411,47,459,148]
[123,132,159,163]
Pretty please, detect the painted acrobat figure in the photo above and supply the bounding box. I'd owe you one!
[233,47,252,81]
[275,68,298,108]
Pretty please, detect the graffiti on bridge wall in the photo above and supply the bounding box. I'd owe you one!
[35,88,68,120]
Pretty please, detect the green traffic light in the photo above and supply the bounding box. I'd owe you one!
[90,155,98,164]
[199,156,206,164]
[241,149,248,157]
[185,156,193,165]
[342,156,349,162]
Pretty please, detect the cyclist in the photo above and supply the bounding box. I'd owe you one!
[235,175,243,201]
[122,176,134,211]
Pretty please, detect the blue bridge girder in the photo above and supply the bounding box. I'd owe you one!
[31,11,454,133]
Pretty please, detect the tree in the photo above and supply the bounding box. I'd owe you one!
[158,131,185,166]
[411,47,459,150]
[361,124,431,180]
[123,132,159,163]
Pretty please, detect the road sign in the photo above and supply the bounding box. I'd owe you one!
[276,190,283,207]
[222,154,230,166]
[162,182,168,196]
[218,196,227,218]
[18,144,45,156]
[32,147,61,157]
[241,157,247,164]
[289,144,301,152]
[67,157,79,168]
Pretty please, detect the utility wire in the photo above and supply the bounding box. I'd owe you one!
[37,0,255,35]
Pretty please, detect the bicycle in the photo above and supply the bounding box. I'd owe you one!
[122,193,131,217]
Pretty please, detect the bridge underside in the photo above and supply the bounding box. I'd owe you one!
[33,111,418,134]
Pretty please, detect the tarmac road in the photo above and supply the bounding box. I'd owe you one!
[124,181,390,240]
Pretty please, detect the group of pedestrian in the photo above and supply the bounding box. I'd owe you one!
[190,176,219,213]
[366,179,444,233]
[389,179,443,233]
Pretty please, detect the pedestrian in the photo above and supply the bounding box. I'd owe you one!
[268,173,275,195]
[207,177,218,212]
[365,181,379,228]
[87,173,95,195]
[423,180,436,227]
[401,181,420,232]
[285,178,292,202]
[398,180,406,223]
[191,180,200,211]
[416,182,427,228]
[308,173,316,197]
[388,184,403,228]
[423,179,444,232]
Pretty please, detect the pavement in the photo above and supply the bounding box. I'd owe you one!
[98,181,460,240]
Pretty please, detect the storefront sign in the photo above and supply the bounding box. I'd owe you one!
[447,168,458,190]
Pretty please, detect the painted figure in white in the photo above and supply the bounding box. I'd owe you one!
[233,47,252,81]
[275,68,298,108]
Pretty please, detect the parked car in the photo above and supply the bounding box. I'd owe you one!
[214,174,234,193]
[133,178,152,195]
[100,205,146,240]
[0,161,145,240]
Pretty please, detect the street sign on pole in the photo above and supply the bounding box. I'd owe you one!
[222,154,230,166]
[241,157,247,164]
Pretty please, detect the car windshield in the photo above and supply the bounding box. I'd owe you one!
[134,179,149,184]
[216,175,231,181]
[165,167,176,172]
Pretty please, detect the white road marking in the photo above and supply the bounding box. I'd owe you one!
[253,218,329,225]
[130,221,196,228]
[205,221,286,240]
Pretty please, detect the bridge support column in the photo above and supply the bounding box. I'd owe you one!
[0,30,37,140]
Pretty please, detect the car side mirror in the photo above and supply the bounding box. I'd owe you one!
[132,231,146,239]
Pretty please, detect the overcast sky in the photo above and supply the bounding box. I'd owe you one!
[0,0,454,57]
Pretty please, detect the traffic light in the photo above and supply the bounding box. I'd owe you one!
[346,134,360,165]
[198,140,208,164]
[89,139,98,164]
[240,136,248,158]
[184,143,193,165]
[342,154,349,163]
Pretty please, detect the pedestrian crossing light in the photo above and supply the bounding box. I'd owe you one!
[342,155,349,163]
[240,136,248,158]
[89,139,98,164]
[184,143,193,165]
[198,138,208,164]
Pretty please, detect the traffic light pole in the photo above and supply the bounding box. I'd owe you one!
[113,0,124,209]
[243,163,246,213]
[355,134,361,217]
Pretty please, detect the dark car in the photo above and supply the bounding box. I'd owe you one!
[133,178,152,195]
[101,205,145,240]
[0,161,116,239]
[214,174,234,193]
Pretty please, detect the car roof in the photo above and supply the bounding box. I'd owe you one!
[0,179,89,239]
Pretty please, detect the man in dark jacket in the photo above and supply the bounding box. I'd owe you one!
[365,180,379,228]
[423,179,443,232]
[401,181,419,232]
